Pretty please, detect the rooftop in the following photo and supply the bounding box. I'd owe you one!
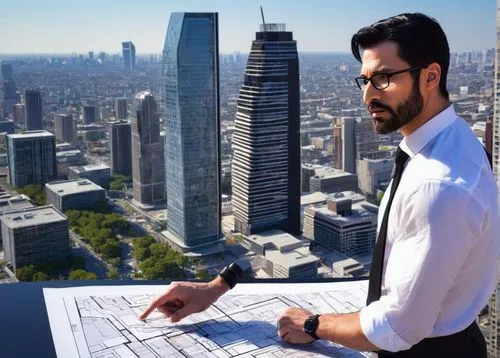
[0,194,34,214]
[7,130,54,140]
[69,163,110,173]
[246,230,305,250]
[46,179,104,196]
[1,205,66,228]
[305,201,378,225]
[266,246,320,269]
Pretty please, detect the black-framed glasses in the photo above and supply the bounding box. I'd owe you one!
[355,65,426,91]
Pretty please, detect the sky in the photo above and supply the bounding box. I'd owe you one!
[0,0,496,54]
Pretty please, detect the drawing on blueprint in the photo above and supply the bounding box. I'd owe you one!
[44,282,371,358]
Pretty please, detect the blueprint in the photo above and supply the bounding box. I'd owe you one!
[43,281,371,358]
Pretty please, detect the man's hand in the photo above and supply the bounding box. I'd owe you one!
[139,277,229,323]
[277,307,316,344]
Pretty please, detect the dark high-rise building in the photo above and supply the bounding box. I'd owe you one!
[163,12,222,253]
[13,104,24,126]
[24,90,43,130]
[1,63,13,81]
[109,120,132,177]
[2,81,18,117]
[54,114,75,144]
[82,105,97,124]
[232,23,300,236]
[7,130,57,188]
[115,98,127,120]
[131,92,164,207]
[122,41,136,71]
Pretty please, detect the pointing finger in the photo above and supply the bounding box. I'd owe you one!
[139,289,177,320]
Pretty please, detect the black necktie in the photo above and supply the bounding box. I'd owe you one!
[366,146,410,305]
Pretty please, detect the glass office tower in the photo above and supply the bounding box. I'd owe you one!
[163,12,222,253]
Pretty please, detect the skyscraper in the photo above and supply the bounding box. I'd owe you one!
[7,130,56,188]
[109,120,132,177]
[131,92,164,207]
[24,90,43,130]
[232,22,300,236]
[163,12,222,253]
[13,104,24,126]
[54,114,75,144]
[341,117,356,174]
[82,105,97,124]
[122,41,136,71]
[2,81,18,117]
[1,63,13,81]
[115,98,127,120]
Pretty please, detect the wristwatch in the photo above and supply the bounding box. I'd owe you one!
[218,262,243,289]
[304,314,321,340]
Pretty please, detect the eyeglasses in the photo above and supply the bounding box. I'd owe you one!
[355,65,426,91]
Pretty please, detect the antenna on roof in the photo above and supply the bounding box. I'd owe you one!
[260,6,266,26]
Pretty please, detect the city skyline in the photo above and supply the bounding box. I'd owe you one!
[0,0,495,54]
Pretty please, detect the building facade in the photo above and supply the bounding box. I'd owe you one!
[357,158,393,198]
[24,90,43,130]
[2,205,70,272]
[68,164,111,188]
[115,98,127,120]
[232,22,300,236]
[45,179,105,212]
[7,131,56,188]
[131,92,165,207]
[163,12,221,252]
[122,41,136,71]
[82,105,97,124]
[108,120,132,177]
[54,114,75,144]
[303,198,377,256]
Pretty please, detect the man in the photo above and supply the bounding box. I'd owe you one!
[140,13,498,357]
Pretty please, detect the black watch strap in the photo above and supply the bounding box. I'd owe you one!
[304,314,321,340]
[218,262,243,289]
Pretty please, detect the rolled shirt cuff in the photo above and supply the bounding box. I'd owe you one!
[360,301,412,352]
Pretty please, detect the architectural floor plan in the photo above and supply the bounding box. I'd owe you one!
[44,281,371,358]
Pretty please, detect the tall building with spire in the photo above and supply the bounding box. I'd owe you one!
[163,12,222,254]
[232,22,300,236]
[131,92,164,207]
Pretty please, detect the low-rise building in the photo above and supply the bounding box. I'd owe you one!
[68,164,111,188]
[309,168,358,193]
[45,179,105,212]
[2,205,69,272]
[303,197,378,256]
[242,230,320,279]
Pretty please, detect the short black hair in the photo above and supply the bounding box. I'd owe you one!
[351,13,449,100]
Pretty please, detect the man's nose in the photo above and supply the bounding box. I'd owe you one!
[362,81,381,105]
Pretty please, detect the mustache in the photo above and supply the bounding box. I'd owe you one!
[368,101,395,115]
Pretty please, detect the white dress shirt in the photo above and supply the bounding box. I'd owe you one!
[359,105,499,352]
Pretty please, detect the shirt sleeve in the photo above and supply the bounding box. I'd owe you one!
[359,180,482,352]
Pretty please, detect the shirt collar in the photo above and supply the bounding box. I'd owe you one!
[399,104,457,158]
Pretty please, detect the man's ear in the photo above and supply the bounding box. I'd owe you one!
[423,63,441,90]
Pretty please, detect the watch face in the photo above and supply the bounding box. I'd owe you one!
[304,315,318,333]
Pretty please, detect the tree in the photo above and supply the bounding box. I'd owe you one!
[18,184,46,205]
[68,269,97,280]
[107,268,120,279]
[16,265,36,281]
[101,240,121,259]
[32,271,49,282]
